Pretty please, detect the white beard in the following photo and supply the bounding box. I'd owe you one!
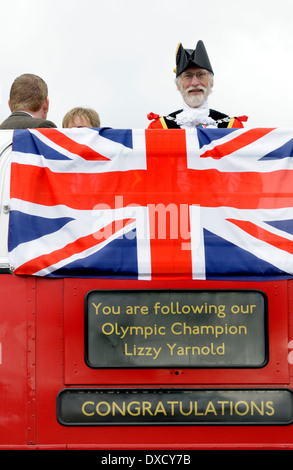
[183,87,207,108]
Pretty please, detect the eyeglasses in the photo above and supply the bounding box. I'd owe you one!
[180,71,211,82]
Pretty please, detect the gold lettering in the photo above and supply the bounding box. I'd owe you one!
[194,401,204,416]
[126,305,149,315]
[251,401,264,416]
[179,401,193,416]
[218,401,229,415]
[266,401,275,416]
[167,401,179,415]
[231,304,256,314]
[234,401,250,416]
[96,401,111,416]
[112,402,126,416]
[142,401,153,416]
[170,322,247,338]
[154,401,167,416]
[92,302,102,314]
[205,401,217,415]
[166,342,225,356]
[127,401,141,416]
[153,301,226,317]
[80,397,276,420]
[82,401,95,416]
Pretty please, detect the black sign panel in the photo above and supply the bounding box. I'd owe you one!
[57,388,293,426]
[85,290,267,368]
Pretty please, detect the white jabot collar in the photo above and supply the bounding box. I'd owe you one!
[175,100,216,128]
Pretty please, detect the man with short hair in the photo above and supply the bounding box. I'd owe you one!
[148,41,247,129]
[0,73,57,129]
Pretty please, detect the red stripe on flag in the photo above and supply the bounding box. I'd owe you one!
[14,218,134,275]
[11,161,293,211]
[145,129,193,279]
[228,219,293,254]
[36,128,110,161]
[200,128,275,159]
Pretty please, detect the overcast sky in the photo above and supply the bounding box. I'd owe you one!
[1,0,293,129]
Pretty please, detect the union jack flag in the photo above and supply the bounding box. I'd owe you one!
[8,126,293,280]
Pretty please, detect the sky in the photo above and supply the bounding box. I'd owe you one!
[0,0,293,129]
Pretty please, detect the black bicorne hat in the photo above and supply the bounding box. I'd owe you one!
[174,40,214,77]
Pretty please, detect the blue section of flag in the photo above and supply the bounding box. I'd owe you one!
[49,230,138,278]
[265,219,293,236]
[204,229,287,280]
[260,139,293,160]
[197,127,236,149]
[12,129,71,160]
[8,211,74,250]
[98,128,133,149]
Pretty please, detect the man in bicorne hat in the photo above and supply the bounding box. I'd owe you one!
[147,41,247,129]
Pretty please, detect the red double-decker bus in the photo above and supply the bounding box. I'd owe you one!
[1,128,293,451]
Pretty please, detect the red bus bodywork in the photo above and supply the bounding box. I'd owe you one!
[1,273,292,449]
